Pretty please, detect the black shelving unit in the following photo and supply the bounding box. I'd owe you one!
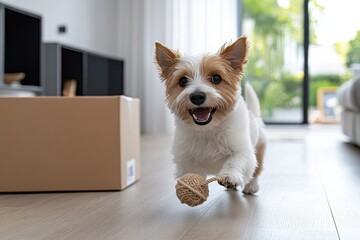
[86,53,109,95]
[44,43,124,96]
[108,59,124,95]
[0,4,42,94]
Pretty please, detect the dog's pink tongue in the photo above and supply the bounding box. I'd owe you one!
[192,107,211,121]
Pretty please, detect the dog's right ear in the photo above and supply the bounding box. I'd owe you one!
[155,42,180,77]
[219,36,248,74]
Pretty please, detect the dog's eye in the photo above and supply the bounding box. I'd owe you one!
[211,75,222,84]
[179,77,189,87]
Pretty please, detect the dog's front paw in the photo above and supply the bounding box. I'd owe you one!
[218,172,245,190]
[218,178,237,190]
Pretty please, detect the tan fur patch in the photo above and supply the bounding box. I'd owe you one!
[199,55,243,124]
[254,142,266,177]
[163,65,194,124]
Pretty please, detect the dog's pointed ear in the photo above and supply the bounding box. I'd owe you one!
[155,42,180,75]
[219,36,248,73]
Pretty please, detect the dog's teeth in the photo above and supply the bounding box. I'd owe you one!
[192,113,211,122]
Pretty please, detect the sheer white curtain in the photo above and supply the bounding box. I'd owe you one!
[118,0,238,135]
[172,0,238,55]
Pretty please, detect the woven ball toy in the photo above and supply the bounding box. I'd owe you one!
[175,173,223,207]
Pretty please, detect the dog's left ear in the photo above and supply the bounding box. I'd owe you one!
[219,36,248,73]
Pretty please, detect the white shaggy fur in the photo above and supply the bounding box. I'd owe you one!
[172,83,265,191]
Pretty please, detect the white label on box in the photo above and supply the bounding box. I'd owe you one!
[126,159,136,185]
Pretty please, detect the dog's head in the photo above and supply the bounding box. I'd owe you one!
[155,36,248,128]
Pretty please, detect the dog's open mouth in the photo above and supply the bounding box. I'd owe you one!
[188,107,216,125]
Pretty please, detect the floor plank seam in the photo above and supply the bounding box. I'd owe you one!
[320,176,341,240]
[236,176,274,238]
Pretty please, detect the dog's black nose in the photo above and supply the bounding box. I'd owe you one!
[190,91,206,105]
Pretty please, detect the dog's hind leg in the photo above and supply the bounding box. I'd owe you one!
[243,140,266,194]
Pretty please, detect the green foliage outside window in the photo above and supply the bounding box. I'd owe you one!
[243,0,349,117]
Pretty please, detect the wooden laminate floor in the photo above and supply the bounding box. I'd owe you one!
[1,125,360,240]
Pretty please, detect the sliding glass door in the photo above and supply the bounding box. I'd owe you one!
[241,0,309,124]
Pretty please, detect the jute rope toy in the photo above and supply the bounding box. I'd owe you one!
[175,173,224,207]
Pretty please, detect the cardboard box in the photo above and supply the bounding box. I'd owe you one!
[0,96,140,192]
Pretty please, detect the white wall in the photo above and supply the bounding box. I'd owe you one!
[0,0,118,57]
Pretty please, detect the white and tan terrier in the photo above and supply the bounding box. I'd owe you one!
[155,36,266,194]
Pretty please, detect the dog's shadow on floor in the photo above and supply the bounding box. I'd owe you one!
[206,189,259,218]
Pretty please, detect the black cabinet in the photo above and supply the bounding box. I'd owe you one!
[0,4,42,93]
[44,43,124,96]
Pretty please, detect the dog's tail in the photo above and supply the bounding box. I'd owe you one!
[245,83,261,117]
